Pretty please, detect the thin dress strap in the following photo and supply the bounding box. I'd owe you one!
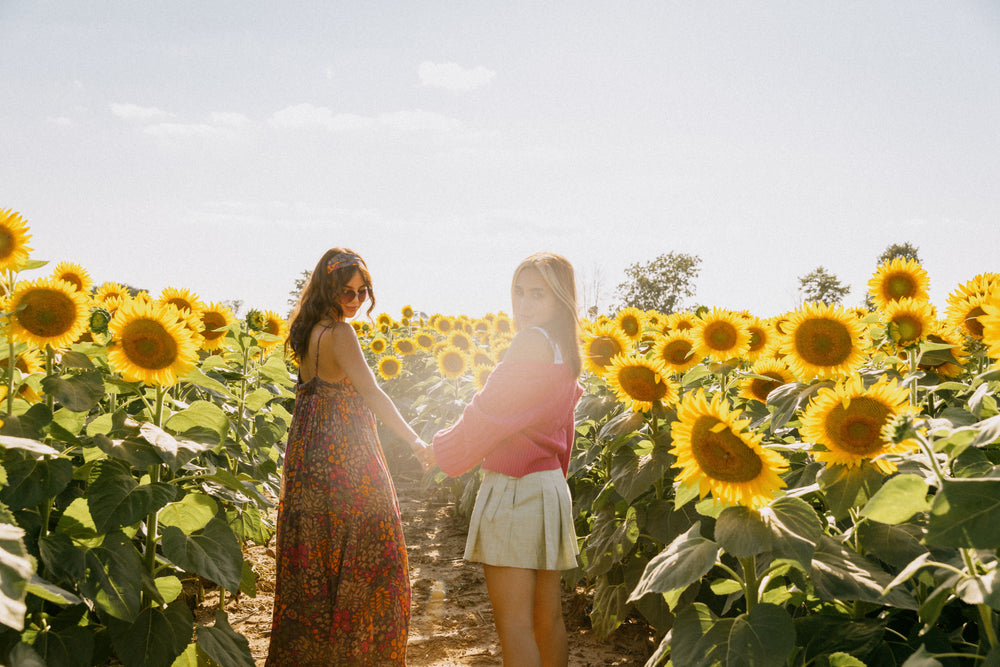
[315,326,330,375]
[530,326,563,364]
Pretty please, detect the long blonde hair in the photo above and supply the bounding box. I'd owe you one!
[511,252,582,377]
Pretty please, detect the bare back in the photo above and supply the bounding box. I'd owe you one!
[300,319,349,384]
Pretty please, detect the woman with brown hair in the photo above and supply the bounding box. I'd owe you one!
[432,252,584,666]
[266,248,433,666]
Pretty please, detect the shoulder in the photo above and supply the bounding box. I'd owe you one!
[325,321,361,345]
[504,327,553,363]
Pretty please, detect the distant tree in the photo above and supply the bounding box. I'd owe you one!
[614,252,702,314]
[865,242,921,308]
[798,266,850,306]
[221,299,244,317]
[579,262,607,318]
[876,241,920,266]
[287,269,312,311]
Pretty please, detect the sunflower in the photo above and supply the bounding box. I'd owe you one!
[582,321,633,376]
[779,302,867,380]
[433,315,455,335]
[414,332,436,351]
[198,302,237,351]
[473,363,493,390]
[377,355,402,380]
[666,311,698,333]
[157,286,205,315]
[744,317,776,364]
[652,330,702,374]
[107,298,199,386]
[615,307,647,341]
[376,313,395,330]
[947,273,1000,304]
[394,337,417,356]
[670,389,789,508]
[95,282,130,306]
[879,298,936,351]
[738,358,796,404]
[603,353,678,412]
[369,336,389,354]
[449,331,473,353]
[867,257,930,310]
[7,278,90,349]
[493,315,513,336]
[945,292,991,340]
[918,323,968,378]
[0,208,32,273]
[692,308,751,363]
[800,375,917,474]
[436,346,468,379]
[401,305,415,320]
[472,350,494,368]
[49,261,93,294]
[0,347,44,404]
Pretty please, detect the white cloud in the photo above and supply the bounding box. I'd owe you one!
[109,103,173,123]
[269,104,462,133]
[209,112,252,127]
[418,61,495,92]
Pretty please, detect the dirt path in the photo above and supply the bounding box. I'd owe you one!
[199,476,653,666]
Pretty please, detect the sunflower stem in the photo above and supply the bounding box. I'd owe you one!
[44,345,55,413]
[143,386,167,594]
[906,348,919,407]
[6,338,15,416]
[739,556,759,612]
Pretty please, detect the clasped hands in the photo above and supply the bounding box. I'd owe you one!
[410,436,435,471]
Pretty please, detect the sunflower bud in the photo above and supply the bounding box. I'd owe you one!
[245,309,266,331]
[89,307,112,335]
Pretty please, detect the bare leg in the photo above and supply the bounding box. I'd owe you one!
[483,564,542,667]
[533,569,568,667]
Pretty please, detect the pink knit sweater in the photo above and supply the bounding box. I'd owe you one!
[432,360,583,478]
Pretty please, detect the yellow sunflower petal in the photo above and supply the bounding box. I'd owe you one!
[107,298,199,386]
[7,277,90,349]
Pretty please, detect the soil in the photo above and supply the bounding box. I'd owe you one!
[195,474,654,666]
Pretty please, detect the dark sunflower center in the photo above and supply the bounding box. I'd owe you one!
[618,366,666,402]
[794,318,853,366]
[886,274,917,300]
[704,321,738,351]
[663,340,693,365]
[748,328,765,352]
[0,230,13,259]
[690,415,763,482]
[587,336,622,366]
[964,307,986,338]
[60,274,84,290]
[750,372,786,402]
[398,341,415,354]
[620,317,640,337]
[201,312,228,340]
[122,319,178,370]
[18,288,77,337]
[892,314,923,344]
[382,359,400,376]
[824,397,891,456]
[442,353,465,374]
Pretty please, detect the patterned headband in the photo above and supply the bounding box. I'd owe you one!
[326,253,363,274]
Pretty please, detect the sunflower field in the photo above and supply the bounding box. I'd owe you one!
[4,206,1000,667]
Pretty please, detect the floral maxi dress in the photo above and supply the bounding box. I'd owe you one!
[265,374,410,666]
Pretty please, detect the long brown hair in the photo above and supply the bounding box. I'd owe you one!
[286,247,375,363]
[511,252,582,377]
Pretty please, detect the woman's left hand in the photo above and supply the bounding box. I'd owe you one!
[410,438,436,471]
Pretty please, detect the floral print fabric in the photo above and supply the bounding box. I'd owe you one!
[266,376,410,666]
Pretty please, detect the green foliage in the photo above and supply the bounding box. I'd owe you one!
[614,251,702,313]
[798,265,850,306]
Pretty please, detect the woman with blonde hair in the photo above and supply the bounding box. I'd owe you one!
[432,252,584,666]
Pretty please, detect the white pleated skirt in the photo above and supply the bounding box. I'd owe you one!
[464,468,580,571]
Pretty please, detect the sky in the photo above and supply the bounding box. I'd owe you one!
[3,1,999,322]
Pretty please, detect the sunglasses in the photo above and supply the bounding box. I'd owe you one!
[338,286,369,305]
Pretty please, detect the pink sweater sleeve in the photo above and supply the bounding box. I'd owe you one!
[431,361,576,477]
